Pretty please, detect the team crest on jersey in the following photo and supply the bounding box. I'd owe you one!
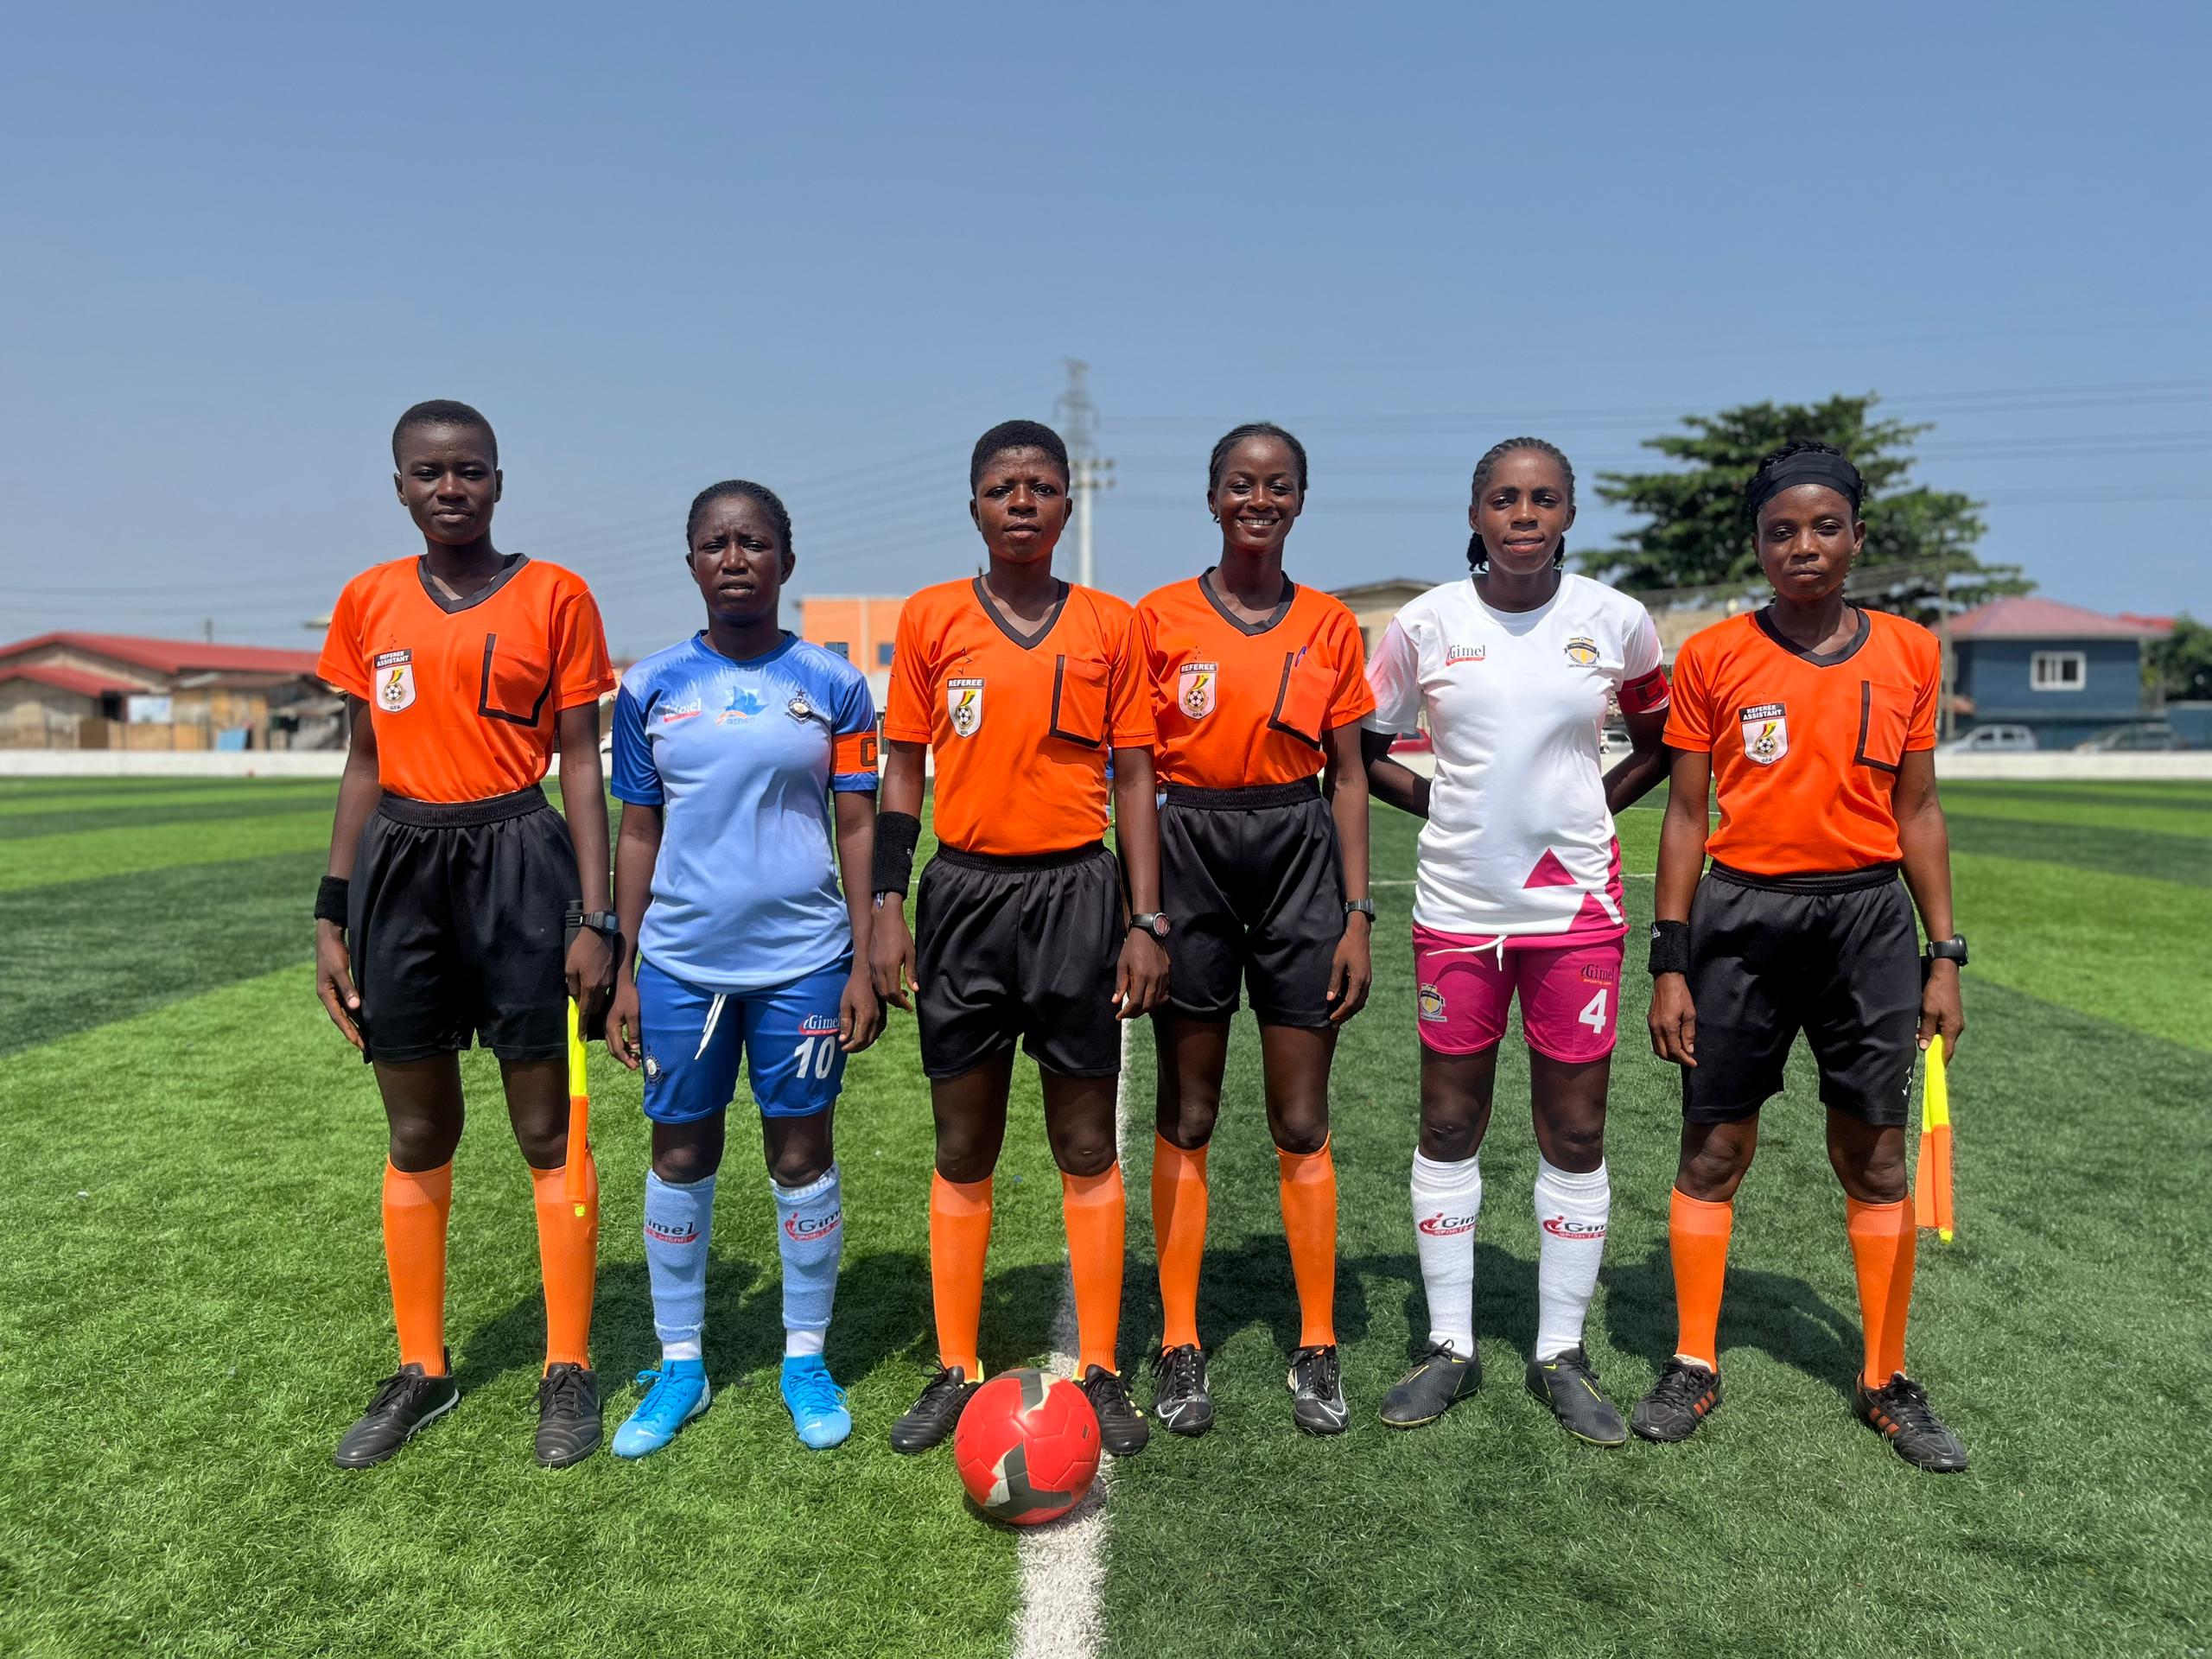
[1445,644,1486,665]
[948,677,984,737]
[373,650,415,712]
[1563,634,1599,668]
[1418,982,1446,1023]
[1739,702,1789,765]
[1178,662,1217,718]
[786,693,819,726]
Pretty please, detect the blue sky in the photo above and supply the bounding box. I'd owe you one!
[3,1,2205,656]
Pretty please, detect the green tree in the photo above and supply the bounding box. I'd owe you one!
[2146,613,2212,702]
[1576,394,2031,624]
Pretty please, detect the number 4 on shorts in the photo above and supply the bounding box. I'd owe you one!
[1578,988,1608,1035]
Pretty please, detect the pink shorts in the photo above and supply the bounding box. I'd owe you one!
[1412,924,1625,1064]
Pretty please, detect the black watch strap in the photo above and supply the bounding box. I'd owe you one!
[1924,935,1968,966]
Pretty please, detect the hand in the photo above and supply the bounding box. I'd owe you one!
[869,899,915,1012]
[606,975,642,1070]
[840,963,885,1053]
[1648,972,1697,1067]
[315,920,364,1051]
[1918,959,1965,1057]
[1327,912,1373,1025]
[1114,929,1169,1020]
[564,927,615,1022]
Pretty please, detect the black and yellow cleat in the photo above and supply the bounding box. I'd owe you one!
[1379,1341,1480,1428]
[1525,1347,1626,1446]
[334,1353,459,1468]
[889,1365,978,1453]
[534,1363,601,1468]
[1150,1344,1214,1438]
[1854,1373,1968,1473]
[1287,1344,1350,1435]
[1081,1364,1150,1457]
[1630,1358,1721,1443]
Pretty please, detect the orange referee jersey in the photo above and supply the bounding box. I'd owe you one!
[317,554,615,804]
[1665,606,1939,875]
[1133,572,1375,789]
[883,577,1153,856]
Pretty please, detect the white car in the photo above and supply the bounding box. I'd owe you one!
[1936,724,2037,754]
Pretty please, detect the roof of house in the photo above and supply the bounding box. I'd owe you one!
[1949,598,2171,642]
[0,631,325,677]
[0,663,141,699]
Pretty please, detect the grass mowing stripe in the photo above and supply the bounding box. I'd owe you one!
[1943,780,2212,813]
[1946,814,2212,888]
[1940,792,2212,839]
[0,779,339,818]
[1953,851,2212,1052]
[0,792,350,842]
[0,849,327,1058]
[2,809,333,892]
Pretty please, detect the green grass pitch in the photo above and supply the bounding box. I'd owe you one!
[0,779,2205,1656]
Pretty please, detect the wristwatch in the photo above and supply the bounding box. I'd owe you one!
[1344,898,1376,920]
[1923,936,1969,966]
[569,908,620,938]
[1129,912,1171,939]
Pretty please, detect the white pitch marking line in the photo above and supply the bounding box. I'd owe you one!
[1011,1019,1129,1659]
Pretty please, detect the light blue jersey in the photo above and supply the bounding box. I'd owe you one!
[611,632,878,994]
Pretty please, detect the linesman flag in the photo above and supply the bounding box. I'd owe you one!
[1914,1035,1955,1243]
[564,998,592,1216]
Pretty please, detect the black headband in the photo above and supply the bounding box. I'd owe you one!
[1745,452,1863,519]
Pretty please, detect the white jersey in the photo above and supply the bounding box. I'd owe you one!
[1364,572,1668,940]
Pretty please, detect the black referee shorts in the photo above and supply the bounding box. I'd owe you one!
[1681,861,1920,1128]
[346,786,580,1066]
[914,841,1123,1081]
[1159,779,1344,1028]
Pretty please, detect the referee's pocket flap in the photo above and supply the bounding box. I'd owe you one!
[1048,654,1107,748]
[1268,651,1332,748]
[1854,678,1910,775]
[478,632,554,728]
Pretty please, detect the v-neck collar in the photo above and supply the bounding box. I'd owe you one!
[416,551,528,614]
[971,575,1068,651]
[1753,602,1869,668]
[1199,566,1296,636]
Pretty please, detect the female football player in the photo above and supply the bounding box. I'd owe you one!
[315,399,617,1469]
[601,480,882,1455]
[868,420,1168,1458]
[1637,439,1969,1472]
[1361,438,1671,1445]
[1133,422,1376,1436]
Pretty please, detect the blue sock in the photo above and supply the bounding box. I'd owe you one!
[643,1170,716,1361]
[773,1164,843,1357]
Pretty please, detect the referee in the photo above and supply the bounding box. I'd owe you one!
[1636,440,1970,1473]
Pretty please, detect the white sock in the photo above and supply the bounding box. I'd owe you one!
[1410,1151,1481,1355]
[1533,1157,1611,1361]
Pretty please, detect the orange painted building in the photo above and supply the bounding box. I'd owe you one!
[797,595,902,706]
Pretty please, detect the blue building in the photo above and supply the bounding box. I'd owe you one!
[1949,598,2169,750]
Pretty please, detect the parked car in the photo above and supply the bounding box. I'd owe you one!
[1936,724,2037,754]
[2074,721,2183,753]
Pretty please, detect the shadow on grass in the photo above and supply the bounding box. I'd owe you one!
[1605,1241,1861,1397]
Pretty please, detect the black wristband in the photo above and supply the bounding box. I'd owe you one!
[872,811,921,899]
[1648,919,1691,977]
[314,875,350,926]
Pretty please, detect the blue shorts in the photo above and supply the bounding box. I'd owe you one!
[637,957,851,1123]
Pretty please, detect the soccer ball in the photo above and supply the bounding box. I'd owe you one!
[952,1369,1101,1526]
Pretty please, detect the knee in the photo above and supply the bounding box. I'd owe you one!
[1268,1098,1330,1157]
[1677,1138,1751,1202]
[656,1141,725,1185]
[1834,1142,1908,1205]
[512,1119,569,1171]
[387,1117,460,1172]
[1418,1111,1481,1164]
[1156,1093,1219,1151]
[767,1146,828,1188]
[1548,1118,1607,1171]
[933,1128,999,1185]
[1052,1133,1116,1179]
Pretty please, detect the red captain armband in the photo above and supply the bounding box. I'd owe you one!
[834,728,880,774]
[1619,666,1671,716]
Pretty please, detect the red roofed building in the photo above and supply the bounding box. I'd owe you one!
[0,632,340,752]
[1948,599,2171,750]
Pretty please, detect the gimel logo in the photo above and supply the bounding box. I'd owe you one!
[1417,1211,1478,1237]
[658,699,702,725]
[1445,643,1486,665]
[1541,1214,1606,1241]
[785,1208,842,1242]
[645,1219,700,1245]
[1580,963,1618,984]
[798,1014,841,1036]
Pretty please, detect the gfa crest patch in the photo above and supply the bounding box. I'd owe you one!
[1418,982,1446,1023]
[1739,702,1788,765]
[1563,634,1599,668]
[1179,661,1217,718]
[948,677,984,737]
[374,649,415,712]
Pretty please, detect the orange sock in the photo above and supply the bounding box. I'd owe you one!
[1061,1165,1126,1376]
[930,1173,993,1377]
[1276,1139,1338,1349]
[1152,1135,1210,1351]
[1846,1196,1916,1387]
[1669,1187,1733,1370]
[530,1155,598,1372]
[383,1161,452,1375]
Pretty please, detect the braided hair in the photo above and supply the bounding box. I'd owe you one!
[686,480,792,556]
[970,420,1070,491]
[1466,436,1575,572]
[392,398,497,465]
[1208,422,1309,494]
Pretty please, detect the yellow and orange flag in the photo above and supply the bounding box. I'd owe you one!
[564,998,592,1216]
[1914,1035,1955,1243]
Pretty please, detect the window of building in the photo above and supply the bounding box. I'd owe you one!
[2031,650,2086,691]
[877,642,894,667]
[825,641,849,659]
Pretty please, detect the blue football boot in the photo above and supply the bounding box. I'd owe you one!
[781,1355,852,1450]
[612,1357,710,1459]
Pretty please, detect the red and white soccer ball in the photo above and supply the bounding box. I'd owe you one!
[952,1368,1101,1526]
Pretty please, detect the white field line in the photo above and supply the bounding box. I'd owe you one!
[1011,1020,1129,1659]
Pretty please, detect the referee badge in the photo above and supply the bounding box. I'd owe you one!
[373,649,415,713]
[1178,661,1217,719]
[1738,702,1789,765]
[948,677,984,737]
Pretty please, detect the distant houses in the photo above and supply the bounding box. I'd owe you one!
[0,632,337,752]
[1947,598,2172,751]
